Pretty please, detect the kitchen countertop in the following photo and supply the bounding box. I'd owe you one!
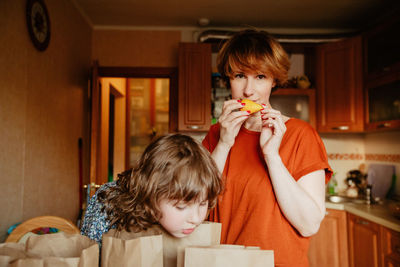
[326,200,400,232]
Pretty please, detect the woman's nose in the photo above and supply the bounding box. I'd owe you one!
[243,78,254,97]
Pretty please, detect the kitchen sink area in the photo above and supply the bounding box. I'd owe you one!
[326,194,376,205]
[326,195,361,204]
[325,194,400,232]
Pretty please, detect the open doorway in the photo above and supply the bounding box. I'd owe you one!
[128,78,170,167]
[92,67,178,184]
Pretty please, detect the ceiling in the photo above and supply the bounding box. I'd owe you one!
[73,0,399,35]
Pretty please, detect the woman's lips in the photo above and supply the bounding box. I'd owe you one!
[182,228,195,235]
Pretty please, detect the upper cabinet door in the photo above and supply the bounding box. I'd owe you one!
[178,43,211,132]
[363,15,400,132]
[363,16,400,82]
[316,36,364,133]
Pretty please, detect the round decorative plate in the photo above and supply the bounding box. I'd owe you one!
[26,0,50,51]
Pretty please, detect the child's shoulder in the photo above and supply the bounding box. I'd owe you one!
[95,181,117,195]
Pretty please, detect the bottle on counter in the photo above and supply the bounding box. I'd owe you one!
[366,185,372,205]
[327,172,337,195]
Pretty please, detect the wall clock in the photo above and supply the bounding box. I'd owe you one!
[26,0,51,51]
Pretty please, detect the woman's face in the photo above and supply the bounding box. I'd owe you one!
[230,70,275,106]
[158,197,208,238]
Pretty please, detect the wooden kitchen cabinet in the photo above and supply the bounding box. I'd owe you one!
[316,36,364,133]
[348,213,382,267]
[308,209,349,267]
[363,15,400,132]
[364,73,400,131]
[381,226,400,267]
[178,43,212,131]
[363,15,400,83]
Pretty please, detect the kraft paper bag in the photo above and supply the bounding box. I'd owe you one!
[0,243,27,267]
[183,244,274,267]
[0,232,99,267]
[103,221,221,267]
[101,233,163,267]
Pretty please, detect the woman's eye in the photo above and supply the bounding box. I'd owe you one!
[256,74,266,79]
[234,73,245,79]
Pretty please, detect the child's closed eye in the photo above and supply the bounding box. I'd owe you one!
[200,200,208,207]
[175,205,187,210]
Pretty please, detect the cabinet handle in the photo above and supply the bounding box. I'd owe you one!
[355,219,369,225]
[331,126,349,131]
[377,122,391,128]
[187,125,202,130]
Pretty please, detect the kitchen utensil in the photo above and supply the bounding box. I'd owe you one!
[367,164,396,199]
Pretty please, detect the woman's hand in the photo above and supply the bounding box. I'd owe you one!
[218,99,250,148]
[260,108,287,157]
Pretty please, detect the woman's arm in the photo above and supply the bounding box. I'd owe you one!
[260,108,326,236]
[265,155,326,237]
[210,100,249,173]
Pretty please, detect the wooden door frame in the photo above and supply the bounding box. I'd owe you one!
[97,66,178,170]
[89,61,100,192]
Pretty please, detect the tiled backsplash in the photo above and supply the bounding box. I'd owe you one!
[365,154,400,163]
[322,131,400,195]
[328,153,400,163]
[328,153,364,161]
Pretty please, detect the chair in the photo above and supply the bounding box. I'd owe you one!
[5,215,80,243]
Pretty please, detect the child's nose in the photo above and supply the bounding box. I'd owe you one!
[188,206,203,225]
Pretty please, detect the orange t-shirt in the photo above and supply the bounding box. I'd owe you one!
[202,118,332,267]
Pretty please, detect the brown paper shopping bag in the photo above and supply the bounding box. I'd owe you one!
[183,244,274,267]
[101,233,163,267]
[173,222,221,267]
[0,243,27,267]
[0,232,99,267]
[103,221,221,267]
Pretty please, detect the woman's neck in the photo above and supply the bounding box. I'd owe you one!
[243,113,262,132]
[243,113,291,132]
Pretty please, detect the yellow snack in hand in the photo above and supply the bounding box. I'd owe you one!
[239,99,263,114]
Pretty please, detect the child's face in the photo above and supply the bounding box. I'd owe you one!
[158,197,208,238]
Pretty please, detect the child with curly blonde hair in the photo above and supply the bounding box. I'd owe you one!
[81,133,222,243]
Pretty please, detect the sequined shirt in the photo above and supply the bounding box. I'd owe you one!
[80,181,117,244]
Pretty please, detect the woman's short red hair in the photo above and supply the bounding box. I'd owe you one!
[217,29,290,89]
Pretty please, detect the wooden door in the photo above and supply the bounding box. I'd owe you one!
[308,209,349,267]
[88,61,102,196]
[348,213,382,267]
[316,36,364,133]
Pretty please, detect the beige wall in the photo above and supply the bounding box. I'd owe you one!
[0,0,92,241]
[92,29,181,67]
